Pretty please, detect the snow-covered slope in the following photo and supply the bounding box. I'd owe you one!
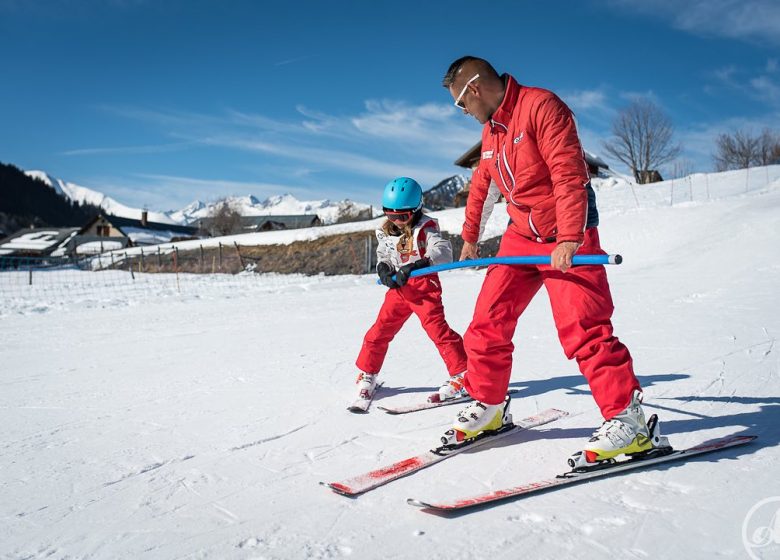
[1,166,779,559]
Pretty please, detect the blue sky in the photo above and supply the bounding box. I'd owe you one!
[1,0,779,211]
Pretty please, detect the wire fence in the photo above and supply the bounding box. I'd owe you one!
[0,255,260,302]
[0,234,379,306]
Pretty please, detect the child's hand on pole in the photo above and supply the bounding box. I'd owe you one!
[377,262,399,288]
[396,258,431,287]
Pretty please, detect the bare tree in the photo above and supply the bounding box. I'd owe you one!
[713,130,759,171]
[757,129,780,166]
[209,200,243,236]
[603,98,681,184]
[713,128,780,171]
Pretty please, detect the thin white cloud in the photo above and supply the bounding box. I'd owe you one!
[98,99,478,187]
[135,173,307,197]
[709,64,780,107]
[274,55,316,67]
[195,134,453,186]
[348,99,480,157]
[751,76,780,103]
[563,89,610,113]
[618,89,663,105]
[713,66,738,84]
[606,0,780,45]
[61,141,197,156]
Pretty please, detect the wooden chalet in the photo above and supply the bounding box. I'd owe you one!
[0,227,79,257]
[77,211,201,250]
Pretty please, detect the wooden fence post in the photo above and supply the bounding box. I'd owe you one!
[173,246,180,293]
[126,252,135,280]
[234,242,245,270]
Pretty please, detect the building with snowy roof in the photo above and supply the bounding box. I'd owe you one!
[79,211,202,247]
[0,227,80,257]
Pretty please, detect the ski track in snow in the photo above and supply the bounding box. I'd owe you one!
[2,170,780,559]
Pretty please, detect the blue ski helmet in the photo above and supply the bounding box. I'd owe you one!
[382,177,423,211]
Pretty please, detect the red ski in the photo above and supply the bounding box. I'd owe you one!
[407,434,756,513]
[321,408,568,496]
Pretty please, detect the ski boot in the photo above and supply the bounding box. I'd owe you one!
[347,372,379,413]
[439,394,513,449]
[354,372,378,400]
[428,372,467,403]
[568,390,672,471]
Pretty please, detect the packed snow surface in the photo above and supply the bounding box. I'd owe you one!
[2,167,779,559]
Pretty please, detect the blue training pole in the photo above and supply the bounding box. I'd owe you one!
[377,254,622,284]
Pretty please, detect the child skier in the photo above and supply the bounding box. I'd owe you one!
[352,177,468,410]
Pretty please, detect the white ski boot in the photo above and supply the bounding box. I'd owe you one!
[429,372,467,403]
[440,394,513,447]
[347,372,380,413]
[568,390,671,470]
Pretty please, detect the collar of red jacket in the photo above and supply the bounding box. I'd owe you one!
[489,73,520,131]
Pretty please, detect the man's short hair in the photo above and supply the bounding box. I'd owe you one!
[442,56,500,88]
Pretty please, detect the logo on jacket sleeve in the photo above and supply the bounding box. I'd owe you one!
[513,132,524,144]
[482,150,494,159]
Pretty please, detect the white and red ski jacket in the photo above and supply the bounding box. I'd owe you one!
[375,214,453,271]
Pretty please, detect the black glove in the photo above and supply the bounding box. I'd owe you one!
[395,258,430,287]
[377,261,399,288]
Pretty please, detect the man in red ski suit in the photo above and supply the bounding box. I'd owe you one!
[444,56,641,423]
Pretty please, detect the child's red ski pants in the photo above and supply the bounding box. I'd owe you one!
[357,275,467,376]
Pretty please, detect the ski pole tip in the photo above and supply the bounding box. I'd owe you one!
[610,254,623,265]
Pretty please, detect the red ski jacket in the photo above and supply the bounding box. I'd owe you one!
[462,75,592,245]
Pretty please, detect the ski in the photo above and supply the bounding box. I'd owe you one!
[347,381,384,414]
[378,389,521,415]
[407,434,756,513]
[321,408,568,496]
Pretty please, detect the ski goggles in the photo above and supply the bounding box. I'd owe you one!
[383,208,414,223]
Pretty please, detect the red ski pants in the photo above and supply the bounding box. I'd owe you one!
[463,226,640,419]
[356,275,467,376]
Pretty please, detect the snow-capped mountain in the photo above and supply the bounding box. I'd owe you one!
[174,193,382,225]
[26,171,180,225]
[25,170,381,226]
[422,174,468,210]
